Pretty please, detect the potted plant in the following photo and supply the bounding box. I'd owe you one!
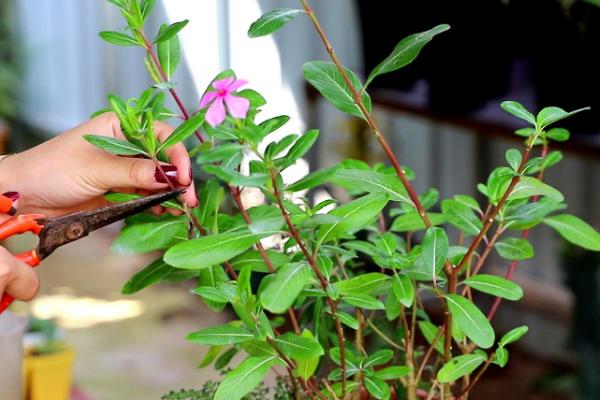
[22,317,75,400]
[86,1,600,398]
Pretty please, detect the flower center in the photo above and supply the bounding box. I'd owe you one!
[218,89,227,97]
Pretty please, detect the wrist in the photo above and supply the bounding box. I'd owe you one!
[0,154,21,202]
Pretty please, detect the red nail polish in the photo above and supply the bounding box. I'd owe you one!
[2,192,20,201]
[154,165,178,185]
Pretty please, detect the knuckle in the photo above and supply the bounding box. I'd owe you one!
[128,159,146,185]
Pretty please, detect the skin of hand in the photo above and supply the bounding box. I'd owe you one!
[0,112,197,302]
[0,246,40,302]
[0,112,198,217]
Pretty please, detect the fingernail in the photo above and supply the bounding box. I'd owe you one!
[2,191,20,201]
[154,165,178,185]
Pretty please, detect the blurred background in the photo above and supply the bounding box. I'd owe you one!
[1,0,600,399]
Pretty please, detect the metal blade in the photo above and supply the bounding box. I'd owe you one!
[36,189,185,260]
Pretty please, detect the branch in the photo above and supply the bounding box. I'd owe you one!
[487,143,549,320]
[270,170,348,399]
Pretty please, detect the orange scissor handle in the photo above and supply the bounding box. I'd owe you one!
[0,214,45,313]
[0,214,45,241]
[0,251,41,313]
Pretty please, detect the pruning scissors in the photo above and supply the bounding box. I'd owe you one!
[0,189,184,313]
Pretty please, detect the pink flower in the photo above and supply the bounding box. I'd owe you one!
[200,77,250,127]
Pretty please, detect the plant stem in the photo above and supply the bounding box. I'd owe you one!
[299,0,432,229]
[454,146,533,275]
[271,170,348,399]
[364,315,404,351]
[455,355,494,399]
[487,143,549,320]
[229,185,302,334]
[139,31,205,142]
[415,323,445,384]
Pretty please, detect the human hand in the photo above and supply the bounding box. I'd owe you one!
[0,246,39,303]
[0,113,198,217]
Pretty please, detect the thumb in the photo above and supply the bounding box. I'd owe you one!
[96,157,178,191]
[0,247,40,301]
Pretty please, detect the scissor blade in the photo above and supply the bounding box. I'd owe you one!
[36,190,184,259]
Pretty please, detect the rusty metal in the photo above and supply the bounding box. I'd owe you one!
[35,189,184,260]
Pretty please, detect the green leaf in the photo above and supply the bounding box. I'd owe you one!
[248,8,304,38]
[342,293,385,310]
[140,0,157,20]
[158,112,205,152]
[374,366,410,380]
[536,106,589,129]
[157,23,181,80]
[287,165,343,192]
[164,228,270,269]
[259,115,290,135]
[463,274,523,301]
[197,143,244,164]
[499,325,529,347]
[441,199,482,236]
[98,31,140,46]
[509,177,564,202]
[543,214,600,251]
[83,135,148,156]
[365,24,450,88]
[230,250,289,273]
[153,20,189,43]
[303,61,372,119]
[214,356,279,400]
[364,349,394,368]
[364,376,390,399]
[186,325,254,345]
[295,330,320,380]
[121,257,181,294]
[283,129,319,165]
[505,149,522,171]
[418,321,444,355]
[495,347,509,367]
[437,353,486,383]
[494,238,534,260]
[260,263,310,313]
[446,294,495,349]
[336,311,359,330]
[334,169,411,203]
[392,273,414,307]
[546,127,570,142]
[390,212,446,232]
[198,345,223,368]
[113,218,187,254]
[421,227,449,282]
[203,165,268,187]
[334,272,390,296]
[215,347,238,370]
[272,332,324,359]
[500,101,536,125]
[317,193,389,243]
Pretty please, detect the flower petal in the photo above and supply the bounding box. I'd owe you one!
[224,94,250,119]
[212,77,234,91]
[206,97,226,127]
[199,91,218,108]
[227,79,248,92]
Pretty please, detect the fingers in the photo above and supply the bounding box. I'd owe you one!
[104,114,199,208]
[0,247,40,301]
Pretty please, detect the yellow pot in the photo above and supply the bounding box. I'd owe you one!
[22,347,75,400]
